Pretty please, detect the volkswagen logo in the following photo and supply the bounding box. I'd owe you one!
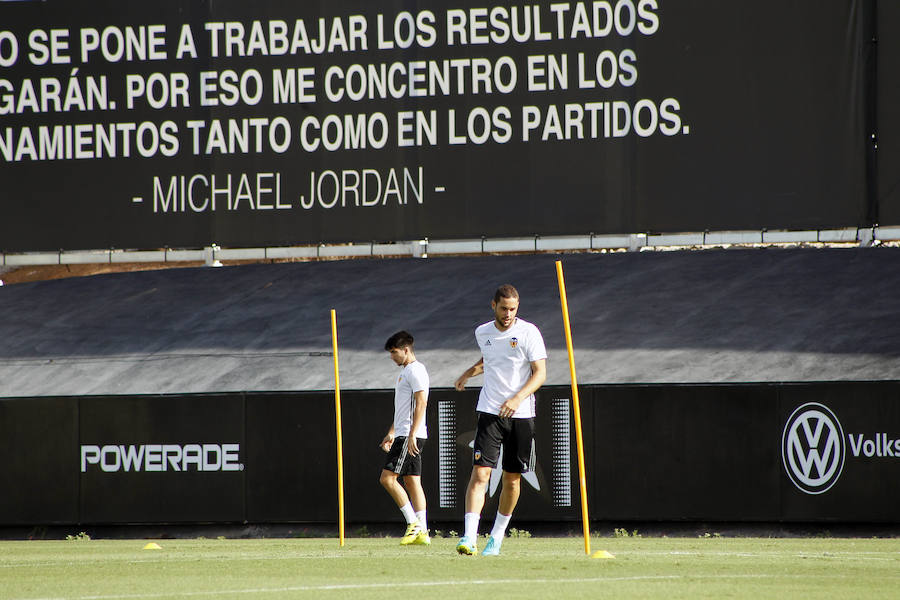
[782,402,845,494]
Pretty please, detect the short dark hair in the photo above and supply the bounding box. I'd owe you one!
[385,330,414,351]
[493,284,519,303]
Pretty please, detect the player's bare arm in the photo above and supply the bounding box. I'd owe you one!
[498,359,547,418]
[407,390,427,456]
[455,358,485,391]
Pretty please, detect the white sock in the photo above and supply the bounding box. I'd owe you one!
[416,510,428,532]
[400,502,417,524]
[464,512,480,539]
[490,512,512,540]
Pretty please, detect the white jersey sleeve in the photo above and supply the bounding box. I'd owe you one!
[406,361,429,394]
[392,361,429,438]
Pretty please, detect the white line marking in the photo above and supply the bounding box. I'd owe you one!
[132,197,143,203]
[0,553,349,569]
[434,186,445,192]
[8,574,869,600]
[615,550,899,562]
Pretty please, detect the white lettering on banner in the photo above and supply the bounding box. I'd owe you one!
[0,122,179,162]
[121,444,143,471]
[298,113,389,152]
[272,67,316,104]
[521,99,683,142]
[125,73,190,109]
[847,433,900,458]
[322,58,518,102]
[80,443,242,473]
[197,69,263,107]
[575,49,638,89]
[204,17,369,57]
[300,166,423,209]
[78,25,167,63]
[447,107,513,145]
[144,444,162,471]
[0,31,19,67]
[0,72,112,115]
[446,1,659,45]
[27,28,71,65]
[153,172,289,213]
[185,118,291,155]
[376,12,437,50]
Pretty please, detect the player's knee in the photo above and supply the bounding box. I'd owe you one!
[502,471,521,489]
[470,466,492,485]
[379,470,396,488]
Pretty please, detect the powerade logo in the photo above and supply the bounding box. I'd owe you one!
[781,403,845,495]
[81,443,242,473]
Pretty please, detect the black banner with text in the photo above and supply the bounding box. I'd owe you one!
[878,0,900,226]
[0,0,872,252]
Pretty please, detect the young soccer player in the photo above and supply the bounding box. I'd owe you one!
[379,330,431,545]
[454,284,547,556]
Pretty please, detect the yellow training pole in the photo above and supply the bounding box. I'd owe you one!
[331,309,345,547]
[555,260,591,555]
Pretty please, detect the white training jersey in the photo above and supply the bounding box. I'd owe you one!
[393,360,429,438]
[475,317,547,418]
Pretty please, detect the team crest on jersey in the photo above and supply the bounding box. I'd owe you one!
[510,337,518,348]
[474,450,482,461]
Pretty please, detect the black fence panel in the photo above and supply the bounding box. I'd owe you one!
[0,397,78,525]
[589,384,781,521]
[2,381,899,526]
[777,382,900,522]
[244,392,337,523]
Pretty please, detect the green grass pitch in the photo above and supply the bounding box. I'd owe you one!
[2,534,899,599]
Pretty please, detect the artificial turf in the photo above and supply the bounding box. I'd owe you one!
[2,534,899,599]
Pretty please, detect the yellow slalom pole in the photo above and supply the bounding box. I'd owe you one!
[330,309,345,547]
[555,260,591,556]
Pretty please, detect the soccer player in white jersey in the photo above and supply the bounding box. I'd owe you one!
[379,330,431,546]
[454,284,547,556]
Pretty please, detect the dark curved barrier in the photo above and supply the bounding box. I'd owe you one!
[2,382,899,526]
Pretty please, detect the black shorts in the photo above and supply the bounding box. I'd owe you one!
[383,436,427,476]
[472,411,535,473]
